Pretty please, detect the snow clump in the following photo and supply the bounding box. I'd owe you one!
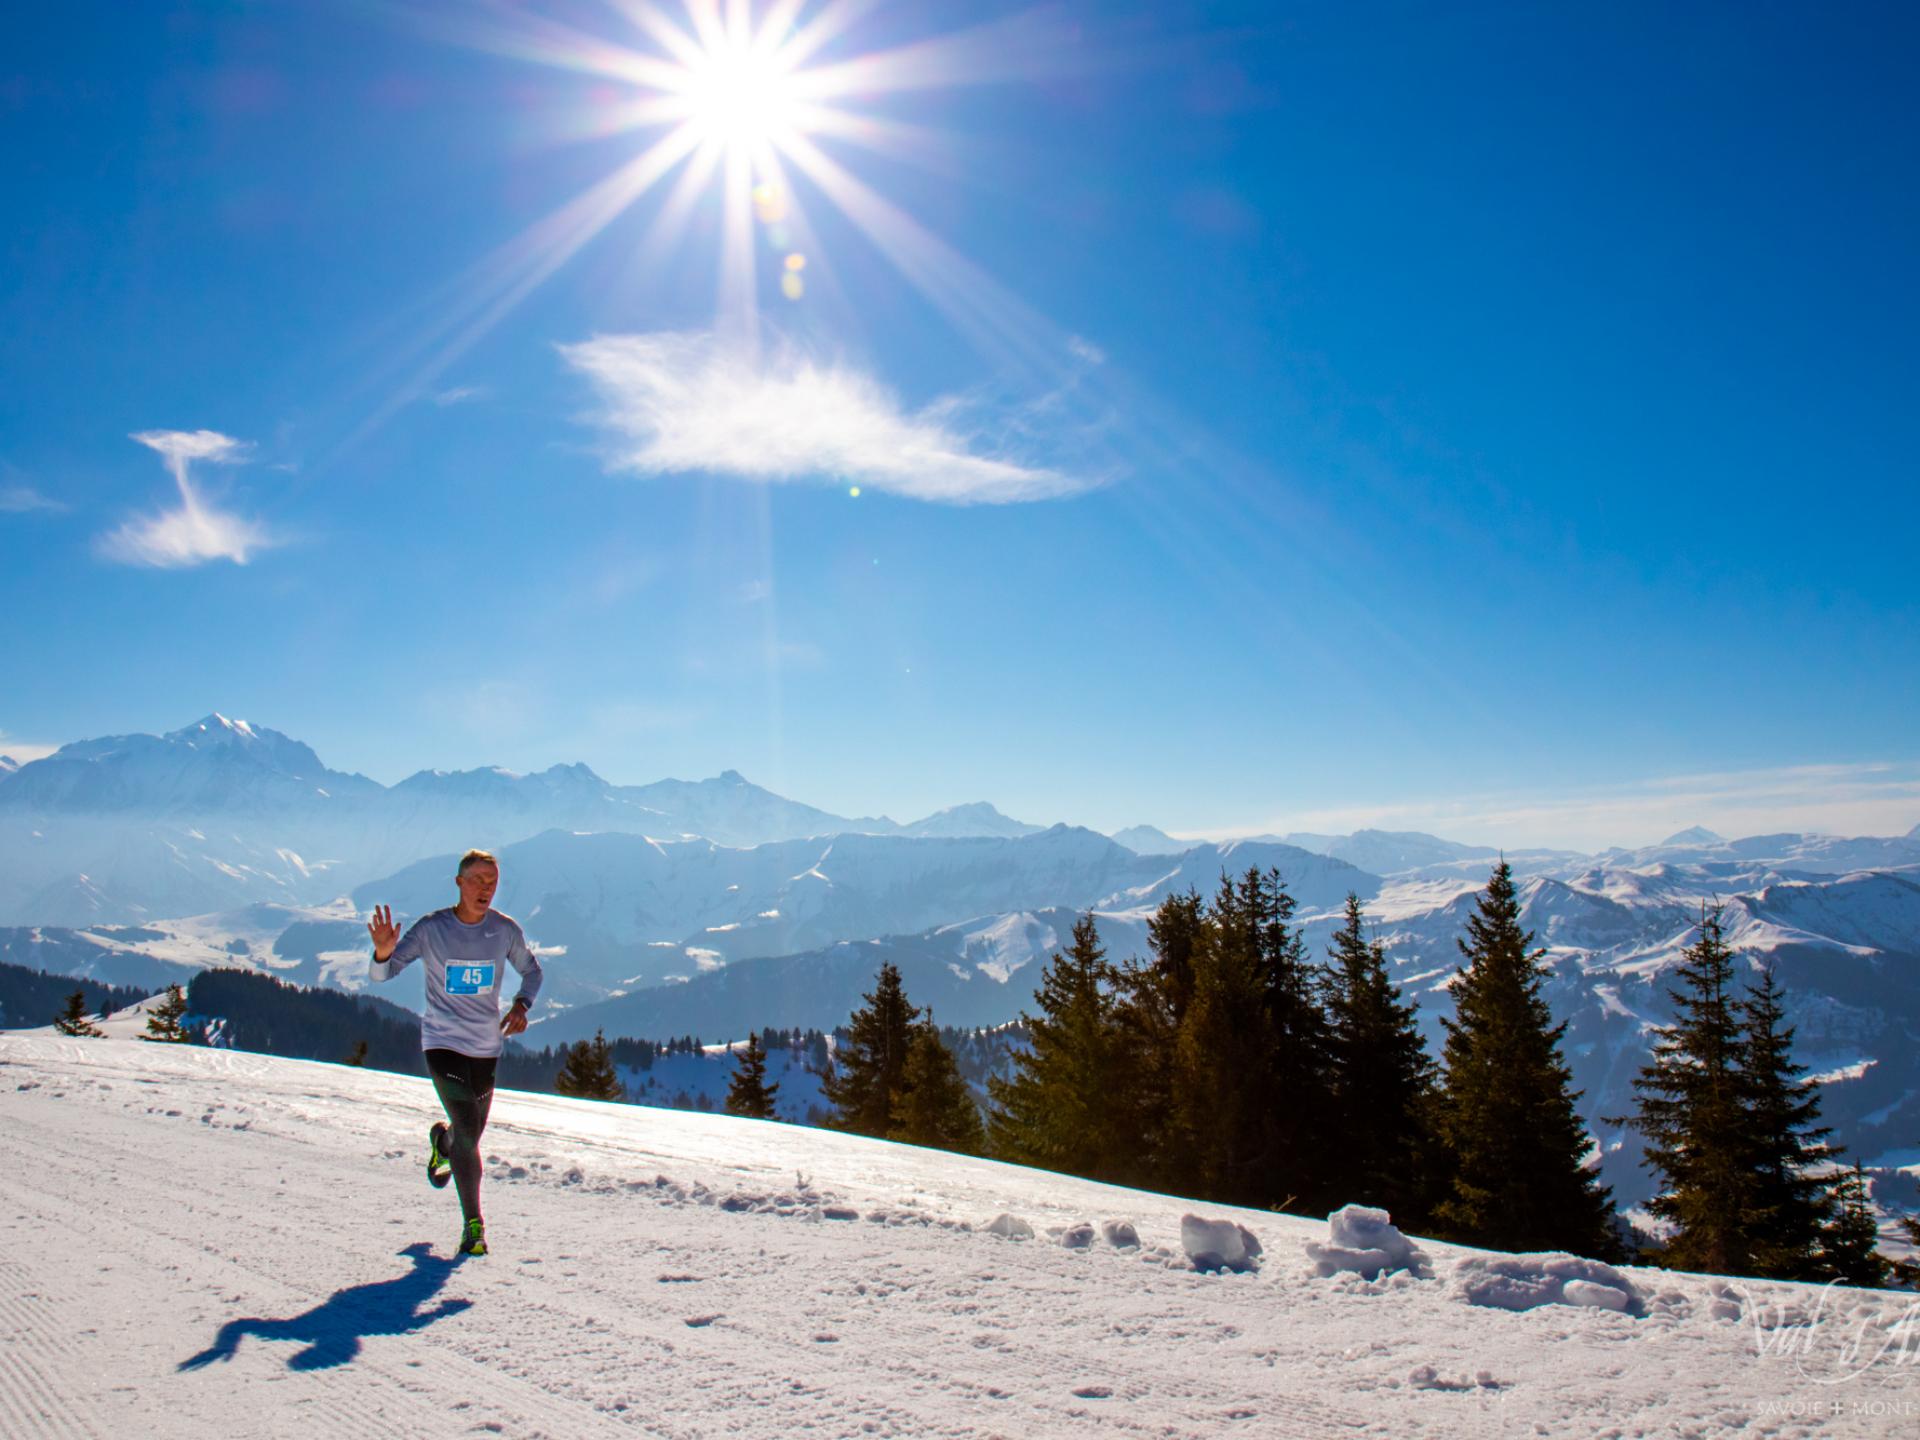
[1303,1204,1429,1280]
[1453,1254,1640,1314]
[1100,1218,1140,1249]
[983,1213,1034,1241]
[1181,1214,1262,1272]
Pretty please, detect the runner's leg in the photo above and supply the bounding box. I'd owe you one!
[426,1051,496,1223]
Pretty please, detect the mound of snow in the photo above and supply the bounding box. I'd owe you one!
[1453,1254,1639,1314]
[1100,1217,1140,1249]
[983,1212,1034,1240]
[1181,1214,1262,1272]
[1303,1204,1429,1280]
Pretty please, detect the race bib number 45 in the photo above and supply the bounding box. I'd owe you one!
[446,963,496,995]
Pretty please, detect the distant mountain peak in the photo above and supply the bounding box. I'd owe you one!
[0,755,17,775]
[900,801,1043,839]
[1109,824,1189,855]
[1660,826,1727,847]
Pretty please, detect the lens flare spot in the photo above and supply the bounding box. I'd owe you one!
[848,486,861,498]
[780,271,805,301]
[784,252,806,272]
[752,183,788,224]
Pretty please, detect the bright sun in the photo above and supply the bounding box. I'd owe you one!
[676,36,801,149]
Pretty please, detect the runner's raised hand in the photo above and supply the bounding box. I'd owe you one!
[368,903,400,960]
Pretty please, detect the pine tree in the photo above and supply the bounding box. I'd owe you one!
[53,991,105,1037]
[1109,890,1204,1189]
[143,983,192,1043]
[1739,964,1838,1279]
[1820,1164,1890,1287]
[725,1032,781,1119]
[1246,868,1336,1211]
[988,914,1124,1179]
[343,1039,369,1066]
[1620,906,1755,1273]
[1323,892,1437,1223]
[555,1030,625,1101]
[1437,861,1617,1256]
[1172,874,1277,1204]
[822,962,921,1137]
[891,1021,985,1154]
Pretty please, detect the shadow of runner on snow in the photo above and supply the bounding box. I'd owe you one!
[179,1242,472,1371]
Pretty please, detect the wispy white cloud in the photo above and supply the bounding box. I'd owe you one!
[433,385,486,407]
[0,480,66,514]
[97,429,274,568]
[561,331,1094,505]
[1216,762,1920,853]
[1067,335,1107,366]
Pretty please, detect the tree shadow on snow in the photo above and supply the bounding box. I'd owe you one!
[178,1242,472,1372]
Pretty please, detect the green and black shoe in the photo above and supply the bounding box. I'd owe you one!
[457,1217,488,1258]
[427,1123,452,1189]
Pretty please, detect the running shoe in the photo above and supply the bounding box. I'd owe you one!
[427,1122,452,1189]
[458,1217,488,1258]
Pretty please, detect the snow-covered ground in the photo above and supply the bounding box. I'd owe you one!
[4,1033,1918,1438]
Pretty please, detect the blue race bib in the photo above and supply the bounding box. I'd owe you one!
[446,963,496,995]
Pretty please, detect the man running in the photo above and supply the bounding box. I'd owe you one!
[368,848,542,1258]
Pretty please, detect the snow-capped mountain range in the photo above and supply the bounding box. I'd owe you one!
[0,714,1045,926]
[5,714,1920,1209]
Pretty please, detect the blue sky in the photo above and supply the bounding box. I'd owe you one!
[3,1,1917,849]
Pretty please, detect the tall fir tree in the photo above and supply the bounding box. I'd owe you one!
[725,1032,781,1119]
[1109,890,1204,1189]
[53,991,105,1037]
[1171,874,1277,1205]
[1620,906,1756,1274]
[1820,1164,1890,1288]
[343,1038,370,1067]
[1738,964,1839,1279]
[822,962,921,1137]
[1437,861,1617,1257]
[1323,892,1437,1223]
[555,1030,625,1101]
[891,1020,985,1154]
[143,983,193,1043]
[1246,868,1336,1211]
[988,914,1125,1179]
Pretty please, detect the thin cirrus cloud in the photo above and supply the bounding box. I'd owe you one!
[560,332,1094,505]
[0,480,67,514]
[97,429,274,568]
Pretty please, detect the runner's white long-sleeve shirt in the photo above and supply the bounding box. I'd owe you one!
[370,907,542,1057]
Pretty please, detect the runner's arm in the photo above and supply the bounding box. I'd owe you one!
[369,911,426,982]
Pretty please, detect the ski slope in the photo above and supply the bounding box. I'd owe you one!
[3,1032,1917,1439]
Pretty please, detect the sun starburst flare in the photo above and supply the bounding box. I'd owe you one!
[371,0,1089,368]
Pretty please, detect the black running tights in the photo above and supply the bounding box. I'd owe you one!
[425,1049,497,1223]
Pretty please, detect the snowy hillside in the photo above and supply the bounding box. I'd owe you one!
[6,1032,1915,1439]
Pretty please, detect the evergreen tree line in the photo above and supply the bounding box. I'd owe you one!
[1615,906,1895,1285]
[819,861,1920,1280]
[973,864,1622,1255]
[1,959,149,1030]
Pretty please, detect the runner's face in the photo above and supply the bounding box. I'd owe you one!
[457,863,498,913]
